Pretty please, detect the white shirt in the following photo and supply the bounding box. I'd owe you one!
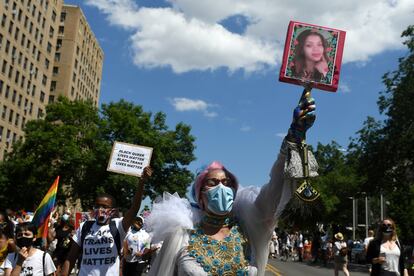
[72,218,126,276]
[363,237,374,249]
[6,249,56,276]
[380,243,401,275]
[124,228,151,263]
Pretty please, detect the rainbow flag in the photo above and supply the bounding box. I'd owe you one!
[32,176,59,238]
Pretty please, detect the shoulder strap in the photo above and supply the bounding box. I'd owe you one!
[80,221,95,248]
[78,220,95,269]
[109,220,121,256]
[43,251,46,276]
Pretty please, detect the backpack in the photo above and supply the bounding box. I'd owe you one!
[78,220,121,268]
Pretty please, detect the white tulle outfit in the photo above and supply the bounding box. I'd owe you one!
[146,139,318,276]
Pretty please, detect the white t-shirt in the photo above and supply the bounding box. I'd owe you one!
[72,218,126,276]
[6,249,56,276]
[124,228,151,263]
[380,243,401,275]
[363,237,374,249]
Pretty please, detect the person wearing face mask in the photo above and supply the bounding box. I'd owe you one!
[122,216,151,276]
[144,89,318,276]
[62,167,153,276]
[51,213,73,274]
[366,218,409,276]
[4,223,56,276]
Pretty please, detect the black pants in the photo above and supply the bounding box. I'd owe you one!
[124,261,147,276]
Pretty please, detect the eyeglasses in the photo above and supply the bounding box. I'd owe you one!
[204,177,232,187]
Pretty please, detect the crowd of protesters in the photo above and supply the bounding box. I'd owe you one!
[1,208,414,276]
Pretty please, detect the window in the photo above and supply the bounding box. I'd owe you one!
[44,58,49,69]
[54,53,60,62]
[5,40,10,53]
[52,66,58,75]
[42,75,47,86]
[71,86,75,96]
[21,117,26,129]
[1,14,6,28]
[20,33,25,47]
[60,12,66,22]
[8,20,13,34]
[14,27,20,40]
[58,26,64,34]
[48,95,54,103]
[20,75,25,88]
[8,109,13,123]
[47,42,52,53]
[5,85,10,98]
[14,71,19,84]
[17,94,22,107]
[56,39,62,50]
[15,113,19,126]
[52,10,56,22]
[1,61,7,74]
[40,91,45,102]
[37,108,43,118]
[50,81,56,91]
[2,106,7,119]
[12,90,17,103]
[42,17,45,29]
[72,72,76,82]
[0,80,3,95]
[49,26,54,38]
[0,126,3,142]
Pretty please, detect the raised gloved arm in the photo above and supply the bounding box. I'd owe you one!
[286,89,316,144]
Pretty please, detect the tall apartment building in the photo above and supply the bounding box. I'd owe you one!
[51,5,103,106]
[0,1,103,160]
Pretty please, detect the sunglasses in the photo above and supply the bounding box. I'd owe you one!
[382,223,393,228]
[204,177,232,187]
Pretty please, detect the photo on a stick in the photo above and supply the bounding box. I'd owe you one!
[279,21,346,92]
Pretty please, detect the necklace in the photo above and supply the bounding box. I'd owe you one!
[187,223,250,276]
[202,214,234,228]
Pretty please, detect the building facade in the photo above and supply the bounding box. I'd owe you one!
[0,1,103,160]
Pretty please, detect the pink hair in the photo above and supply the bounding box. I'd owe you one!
[193,161,239,209]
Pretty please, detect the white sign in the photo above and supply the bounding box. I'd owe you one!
[107,141,153,177]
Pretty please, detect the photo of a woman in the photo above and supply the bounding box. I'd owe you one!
[291,29,330,82]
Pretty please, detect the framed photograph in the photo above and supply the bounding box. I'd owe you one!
[107,141,153,177]
[279,21,346,92]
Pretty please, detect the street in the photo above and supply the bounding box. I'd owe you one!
[265,259,369,276]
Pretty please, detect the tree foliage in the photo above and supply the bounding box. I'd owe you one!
[0,98,196,211]
[348,25,414,242]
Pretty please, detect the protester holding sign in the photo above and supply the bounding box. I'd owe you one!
[142,90,318,275]
[61,167,153,276]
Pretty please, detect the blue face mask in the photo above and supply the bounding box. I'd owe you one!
[205,184,235,215]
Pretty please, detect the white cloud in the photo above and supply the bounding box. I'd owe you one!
[87,0,414,73]
[339,83,351,93]
[276,132,287,138]
[169,98,217,117]
[240,125,252,132]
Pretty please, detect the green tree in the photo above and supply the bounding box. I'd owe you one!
[349,26,414,242]
[0,98,196,210]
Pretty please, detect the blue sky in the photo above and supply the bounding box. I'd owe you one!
[66,0,412,188]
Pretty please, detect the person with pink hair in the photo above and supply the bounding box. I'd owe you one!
[146,89,318,276]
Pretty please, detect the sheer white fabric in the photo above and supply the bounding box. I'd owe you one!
[147,139,318,276]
